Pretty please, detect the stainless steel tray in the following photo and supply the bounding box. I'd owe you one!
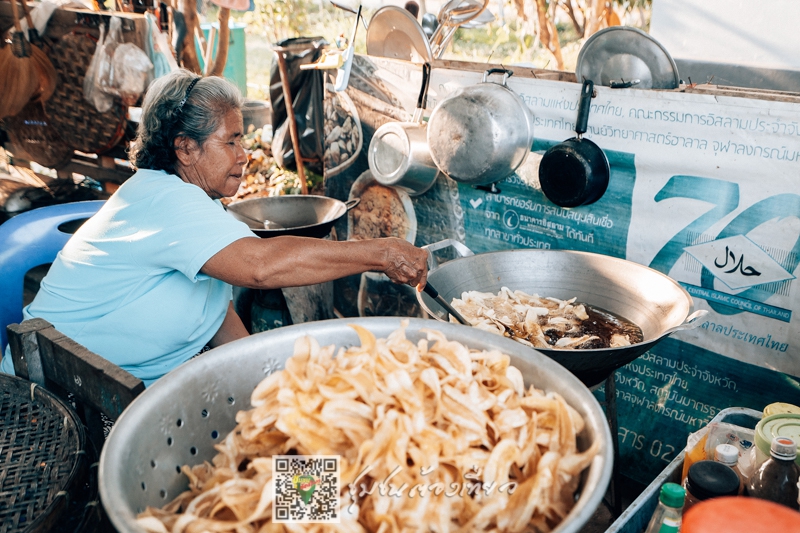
[100,317,612,533]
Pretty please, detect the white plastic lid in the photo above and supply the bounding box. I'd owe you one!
[714,443,739,466]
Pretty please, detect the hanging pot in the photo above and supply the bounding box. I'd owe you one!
[426,68,534,186]
[368,62,438,197]
[538,80,610,208]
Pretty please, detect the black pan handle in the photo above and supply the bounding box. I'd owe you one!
[417,62,432,111]
[576,79,594,136]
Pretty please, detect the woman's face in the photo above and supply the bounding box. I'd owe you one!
[179,109,247,199]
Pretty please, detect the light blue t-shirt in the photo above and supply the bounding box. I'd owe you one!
[0,169,255,386]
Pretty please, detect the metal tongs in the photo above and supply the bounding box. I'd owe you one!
[422,282,472,326]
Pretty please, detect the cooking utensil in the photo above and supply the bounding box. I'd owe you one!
[422,282,470,325]
[227,195,359,238]
[429,0,487,57]
[329,0,368,31]
[347,170,418,244]
[427,68,534,186]
[416,239,708,387]
[100,317,613,533]
[576,26,680,90]
[539,79,610,208]
[333,4,361,91]
[421,12,438,39]
[460,6,495,28]
[368,63,438,196]
[366,6,432,63]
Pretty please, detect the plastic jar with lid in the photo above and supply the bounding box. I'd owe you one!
[682,460,740,512]
[713,443,744,494]
[763,402,800,417]
[753,413,800,469]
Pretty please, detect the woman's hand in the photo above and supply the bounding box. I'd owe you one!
[380,237,429,289]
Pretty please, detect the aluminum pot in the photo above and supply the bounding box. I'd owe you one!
[427,68,535,186]
[100,317,612,533]
[416,240,707,387]
[226,195,358,238]
[368,63,438,196]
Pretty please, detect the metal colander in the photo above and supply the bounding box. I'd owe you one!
[99,317,612,533]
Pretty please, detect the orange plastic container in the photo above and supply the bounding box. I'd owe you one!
[682,496,800,533]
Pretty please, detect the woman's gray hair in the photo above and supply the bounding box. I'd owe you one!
[129,70,244,173]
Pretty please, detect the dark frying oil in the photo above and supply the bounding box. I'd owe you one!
[508,303,643,349]
[576,304,643,349]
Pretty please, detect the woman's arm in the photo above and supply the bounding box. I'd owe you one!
[207,301,250,347]
[200,236,428,290]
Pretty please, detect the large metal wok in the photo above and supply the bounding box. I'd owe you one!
[100,317,612,533]
[226,195,358,238]
[417,241,706,387]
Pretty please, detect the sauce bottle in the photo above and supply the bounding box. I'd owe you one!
[746,436,800,510]
[644,482,685,533]
[713,443,744,494]
[683,460,739,513]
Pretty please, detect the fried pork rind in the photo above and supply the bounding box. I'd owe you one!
[137,322,599,533]
[451,288,634,350]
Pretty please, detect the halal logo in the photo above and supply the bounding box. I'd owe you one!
[292,474,319,504]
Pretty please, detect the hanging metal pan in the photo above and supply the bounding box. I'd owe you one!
[538,79,609,208]
[366,6,432,63]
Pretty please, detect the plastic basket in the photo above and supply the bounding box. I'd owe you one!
[605,406,763,533]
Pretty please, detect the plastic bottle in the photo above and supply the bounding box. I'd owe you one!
[713,443,744,494]
[644,482,686,533]
[683,460,740,513]
[746,436,800,510]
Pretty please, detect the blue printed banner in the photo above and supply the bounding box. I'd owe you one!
[596,338,800,484]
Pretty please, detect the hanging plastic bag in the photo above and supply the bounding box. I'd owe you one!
[83,23,114,113]
[144,12,177,80]
[109,42,154,105]
[93,16,123,109]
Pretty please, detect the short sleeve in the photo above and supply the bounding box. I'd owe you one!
[142,184,256,281]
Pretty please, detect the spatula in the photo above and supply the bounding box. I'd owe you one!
[422,282,471,326]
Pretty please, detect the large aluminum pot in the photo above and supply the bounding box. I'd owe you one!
[416,240,707,387]
[427,68,535,186]
[100,317,612,533]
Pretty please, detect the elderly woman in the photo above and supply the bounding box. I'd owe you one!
[0,70,428,386]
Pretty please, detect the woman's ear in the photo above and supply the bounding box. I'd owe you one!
[174,136,199,166]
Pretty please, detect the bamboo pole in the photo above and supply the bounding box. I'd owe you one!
[273,46,308,195]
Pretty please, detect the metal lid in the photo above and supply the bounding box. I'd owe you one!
[685,460,740,501]
[755,413,800,466]
[369,124,411,184]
